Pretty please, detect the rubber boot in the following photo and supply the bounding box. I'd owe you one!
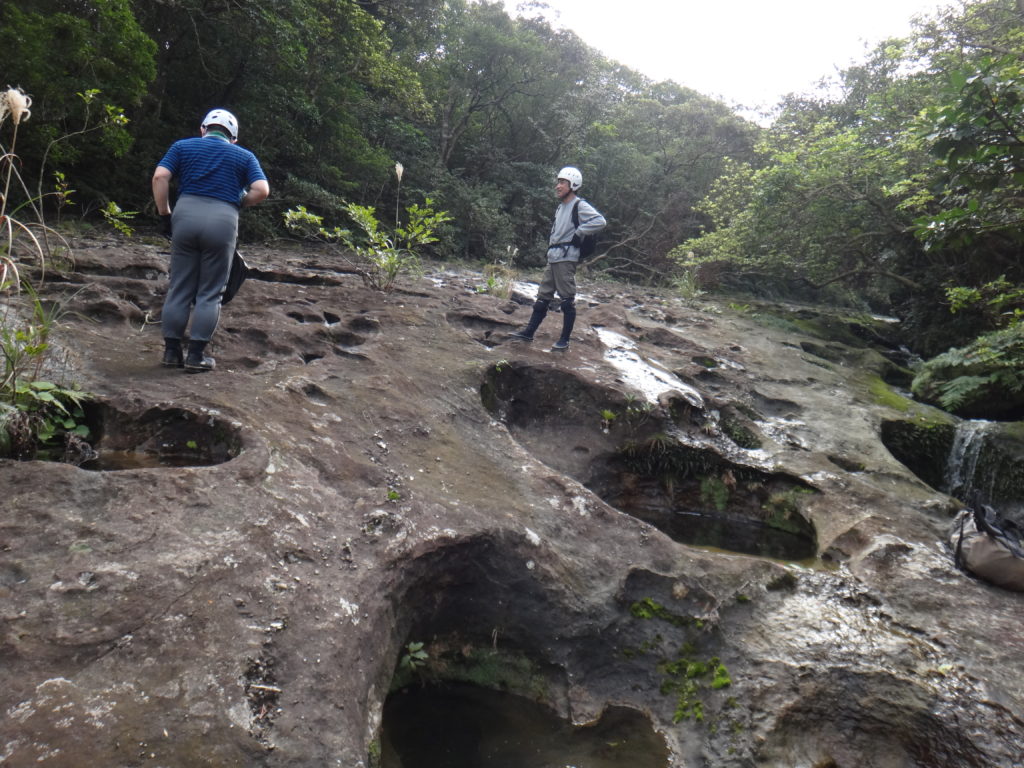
[552,298,576,350]
[184,339,215,373]
[509,300,548,341]
[161,338,184,368]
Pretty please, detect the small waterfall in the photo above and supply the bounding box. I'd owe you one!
[944,420,994,503]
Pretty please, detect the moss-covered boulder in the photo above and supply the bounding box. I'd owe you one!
[880,415,958,492]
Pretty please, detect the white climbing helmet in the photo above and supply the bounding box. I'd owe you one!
[201,108,239,140]
[557,166,583,191]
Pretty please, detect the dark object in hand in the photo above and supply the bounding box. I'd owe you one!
[221,250,249,305]
[159,213,172,238]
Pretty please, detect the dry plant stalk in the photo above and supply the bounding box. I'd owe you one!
[1,86,69,289]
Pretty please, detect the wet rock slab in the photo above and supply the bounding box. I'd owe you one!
[1,238,1023,767]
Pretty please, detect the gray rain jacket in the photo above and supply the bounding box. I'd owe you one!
[547,196,606,263]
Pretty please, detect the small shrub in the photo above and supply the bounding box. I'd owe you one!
[479,249,517,299]
[399,641,429,672]
[0,287,92,460]
[600,408,617,431]
[100,200,137,236]
[284,198,452,293]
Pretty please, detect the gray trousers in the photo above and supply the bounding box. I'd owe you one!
[161,195,239,342]
[537,260,577,305]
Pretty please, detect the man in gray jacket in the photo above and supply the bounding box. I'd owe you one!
[510,166,606,349]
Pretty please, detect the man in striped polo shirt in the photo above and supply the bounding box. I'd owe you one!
[152,108,269,372]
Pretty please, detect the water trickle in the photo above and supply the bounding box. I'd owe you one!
[595,328,703,408]
[944,420,994,502]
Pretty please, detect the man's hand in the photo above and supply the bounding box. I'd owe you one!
[159,213,172,238]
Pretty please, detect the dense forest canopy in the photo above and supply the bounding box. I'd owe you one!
[2,0,1022,360]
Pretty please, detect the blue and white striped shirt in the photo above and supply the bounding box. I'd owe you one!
[157,135,267,207]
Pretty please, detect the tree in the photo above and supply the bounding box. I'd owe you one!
[125,0,428,234]
[406,1,598,260]
[917,54,1024,252]
[413,1,584,170]
[669,0,1022,338]
[586,86,759,281]
[0,0,155,206]
[673,106,927,304]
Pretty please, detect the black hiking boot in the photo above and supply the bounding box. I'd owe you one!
[184,340,215,373]
[552,298,576,350]
[509,300,549,342]
[162,339,184,368]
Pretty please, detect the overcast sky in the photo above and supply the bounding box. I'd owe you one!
[505,0,954,112]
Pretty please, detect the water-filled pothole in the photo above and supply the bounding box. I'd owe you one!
[590,440,818,561]
[481,361,818,559]
[78,402,242,470]
[381,682,667,768]
[377,536,670,767]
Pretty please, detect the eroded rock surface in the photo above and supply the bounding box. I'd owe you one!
[1,236,1022,767]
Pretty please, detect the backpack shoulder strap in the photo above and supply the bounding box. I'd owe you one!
[550,200,584,252]
[954,509,970,568]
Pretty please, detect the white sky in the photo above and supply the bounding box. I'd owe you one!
[507,0,954,113]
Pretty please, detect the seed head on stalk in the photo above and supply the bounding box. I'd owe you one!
[2,86,34,292]
[1,87,32,126]
[394,162,403,226]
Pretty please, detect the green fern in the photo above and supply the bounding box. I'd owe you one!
[937,375,991,410]
[912,324,1024,414]
[992,368,1024,393]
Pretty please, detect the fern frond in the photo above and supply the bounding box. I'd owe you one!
[937,375,990,410]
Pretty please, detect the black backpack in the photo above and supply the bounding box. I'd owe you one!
[571,199,599,261]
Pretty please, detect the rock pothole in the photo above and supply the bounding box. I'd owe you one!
[381,684,668,768]
[377,535,669,767]
[880,417,957,493]
[754,670,991,768]
[78,401,243,470]
[221,306,378,366]
[445,311,517,348]
[481,361,818,560]
[590,442,818,561]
